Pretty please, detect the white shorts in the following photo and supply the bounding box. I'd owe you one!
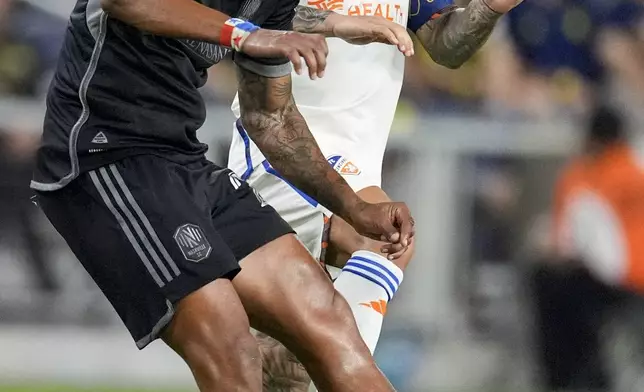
[244,161,328,259]
[228,120,382,260]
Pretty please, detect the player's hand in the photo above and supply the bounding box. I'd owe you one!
[330,15,414,57]
[483,0,524,14]
[349,201,415,246]
[241,29,328,79]
[380,237,413,260]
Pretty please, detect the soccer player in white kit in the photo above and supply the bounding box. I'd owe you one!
[229,0,524,389]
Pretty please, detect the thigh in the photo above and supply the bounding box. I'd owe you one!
[231,234,358,350]
[163,278,253,354]
[161,278,262,391]
[37,156,241,349]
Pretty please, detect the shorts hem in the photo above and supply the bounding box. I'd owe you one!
[237,228,295,263]
[133,268,241,350]
[136,300,175,350]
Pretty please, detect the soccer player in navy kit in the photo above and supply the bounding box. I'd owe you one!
[31,0,415,390]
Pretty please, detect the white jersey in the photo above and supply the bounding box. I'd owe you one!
[229,0,408,192]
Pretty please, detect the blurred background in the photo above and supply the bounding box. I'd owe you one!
[1,0,644,391]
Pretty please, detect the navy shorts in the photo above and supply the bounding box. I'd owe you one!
[37,154,293,349]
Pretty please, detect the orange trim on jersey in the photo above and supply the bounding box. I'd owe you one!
[308,0,344,11]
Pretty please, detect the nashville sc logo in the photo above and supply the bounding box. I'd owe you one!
[309,0,405,25]
[174,223,212,263]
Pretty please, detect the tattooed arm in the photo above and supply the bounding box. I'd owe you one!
[292,6,335,35]
[292,6,414,54]
[237,67,364,223]
[414,0,521,69]
[237,67,414,242]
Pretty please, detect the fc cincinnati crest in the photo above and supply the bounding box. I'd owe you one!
[174,223,212,262]
[327,155,361,175]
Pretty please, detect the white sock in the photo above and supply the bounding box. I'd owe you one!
[308,251,403,392]
[334,250,404,353]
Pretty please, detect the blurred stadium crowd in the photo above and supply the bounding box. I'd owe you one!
[3,0,644,112]
[1,0,644,391]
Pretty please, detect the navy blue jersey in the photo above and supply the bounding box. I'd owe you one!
[506,0,643,81]
[408,0,455,32]
[32,0,295,191]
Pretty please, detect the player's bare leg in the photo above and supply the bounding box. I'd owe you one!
[162,279,262,392]
[232,234,396,392]
[253,330,311,391]
[252,327,313,391]
[318,186,413,392]
[251,186,412,392]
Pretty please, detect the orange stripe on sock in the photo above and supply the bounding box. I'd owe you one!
[360,300,388,316]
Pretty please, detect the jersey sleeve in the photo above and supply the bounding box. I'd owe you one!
[408,0,457,33]
[232,2,296,77]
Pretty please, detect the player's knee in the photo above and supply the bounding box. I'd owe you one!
[300,278,357,339]
[296,288,375,374]
[184,323,260,385]
[282,261,348,328]
[230,331,262,377]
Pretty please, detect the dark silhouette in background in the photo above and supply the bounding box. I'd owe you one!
[532,106,634,391]
[0,129,58,293]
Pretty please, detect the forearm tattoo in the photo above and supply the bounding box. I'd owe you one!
[416,0,501,69]
[293,5,333,35]
[255,332,311,392]
[236,67,359,220]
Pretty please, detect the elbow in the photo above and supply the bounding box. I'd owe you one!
[431,51,467,69]
[440,59,465,70]
[239,110,269,135]
[425,45,468,69]
[433,57,466,70]
[239,113,253,132]
[239,109,257,126]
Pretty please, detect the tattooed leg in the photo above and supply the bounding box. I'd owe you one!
[231,235,394,392]
[255,331,311,392]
